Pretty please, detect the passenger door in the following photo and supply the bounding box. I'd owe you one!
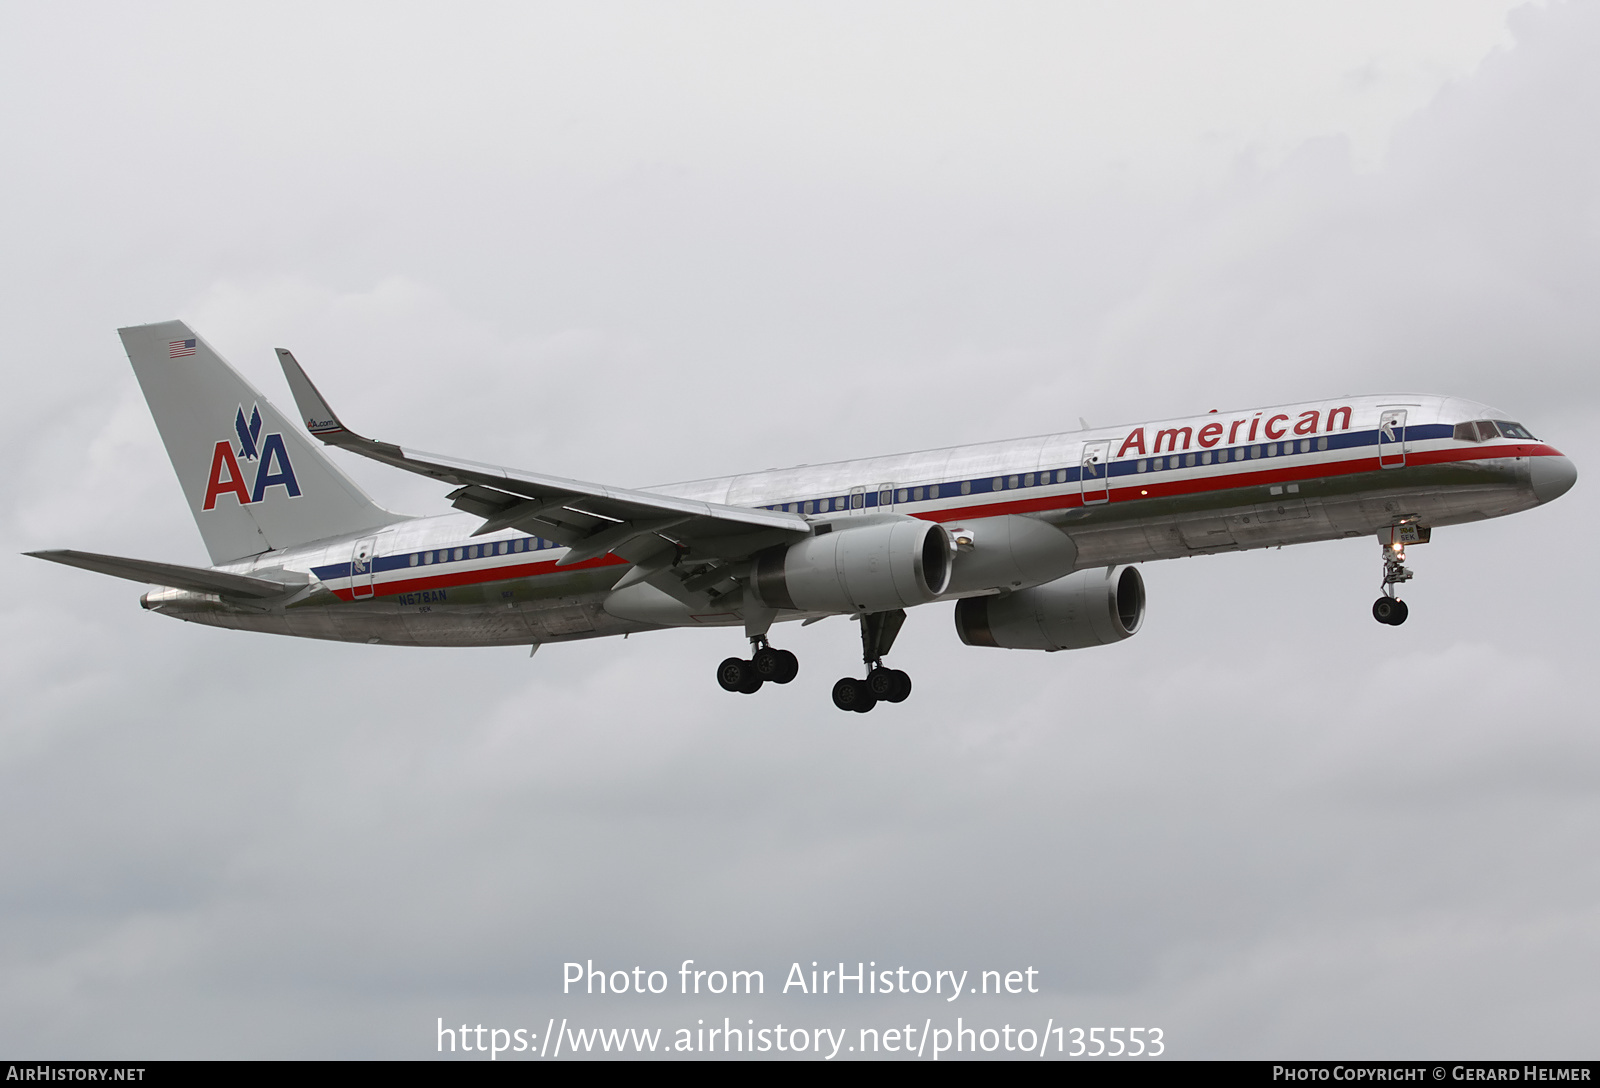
[1080,440,1111,505]
[350,537,377,599]
[1378,409,1407,469]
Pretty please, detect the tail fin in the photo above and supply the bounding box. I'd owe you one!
[119,321,402,564]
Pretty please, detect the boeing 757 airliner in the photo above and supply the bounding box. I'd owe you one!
[29,321,1578,712]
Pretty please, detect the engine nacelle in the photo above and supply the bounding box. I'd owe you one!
[954,565,1144,651]
[944,514,1079,595]
[752,517,952,614]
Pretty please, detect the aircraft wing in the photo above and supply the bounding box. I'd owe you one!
[26,549,308,598]
[276,349,810,565]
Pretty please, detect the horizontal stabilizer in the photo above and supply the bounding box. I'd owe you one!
[25,549,306,599]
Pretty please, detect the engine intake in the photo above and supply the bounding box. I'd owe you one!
[955,565,1144,651]
[752,518,952,614]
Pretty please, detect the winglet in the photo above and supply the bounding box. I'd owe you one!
[276,348,353,441]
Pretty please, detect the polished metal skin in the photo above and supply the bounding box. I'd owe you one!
[134,395,1572,648]
[30,324,1579,667]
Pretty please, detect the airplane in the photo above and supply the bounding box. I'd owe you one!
[28,320,1578,713]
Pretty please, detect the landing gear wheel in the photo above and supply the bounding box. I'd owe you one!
[1371,597,1408,626]
[774,649,799,684]
[867,667,910,703]
[738,670,764,694]
[717,657,753,692]
[751,647,782,680]
[832,677,877,713]
[752,647,800,684]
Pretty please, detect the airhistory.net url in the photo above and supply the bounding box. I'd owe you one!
[436,1018,1166,1059]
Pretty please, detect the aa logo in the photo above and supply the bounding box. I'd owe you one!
[202,404,301,510]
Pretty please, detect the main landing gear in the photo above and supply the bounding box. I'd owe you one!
[712,608,916,711]
[716,638,799,695]
[831,609,913,713]
[1372,537,1414,626]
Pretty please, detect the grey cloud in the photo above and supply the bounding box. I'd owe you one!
[2,0,1596,1060]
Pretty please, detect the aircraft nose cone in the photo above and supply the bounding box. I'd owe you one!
[1530,455,1577,504]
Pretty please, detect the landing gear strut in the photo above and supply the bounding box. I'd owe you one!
[1372,537,1413,626]
[831,609,913,713]
[716,634,798,695]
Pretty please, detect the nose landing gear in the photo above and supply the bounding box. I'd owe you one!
[1372,536,1414,626]
[1372,596,1409,625]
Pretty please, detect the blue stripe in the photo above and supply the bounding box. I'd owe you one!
[314,423,1458,582]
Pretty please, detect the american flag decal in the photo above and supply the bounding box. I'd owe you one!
[169,338,197,358]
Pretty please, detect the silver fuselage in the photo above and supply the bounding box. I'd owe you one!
[141,393,1573,647]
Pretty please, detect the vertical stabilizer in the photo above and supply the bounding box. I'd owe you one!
[119,321,402,564]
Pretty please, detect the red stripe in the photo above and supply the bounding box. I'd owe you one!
[918,443,1563,523]
[332,442,1563,599]
[330,551,628,602]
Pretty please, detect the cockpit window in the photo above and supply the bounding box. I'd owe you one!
[1453,419,1521,442]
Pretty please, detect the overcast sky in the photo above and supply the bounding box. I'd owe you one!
[2,0,1597,1060]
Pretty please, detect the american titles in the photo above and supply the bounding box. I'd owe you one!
[1117,405,1353,458]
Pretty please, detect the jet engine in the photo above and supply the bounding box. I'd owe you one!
[954,565,1144,651]
[751,518,952,614]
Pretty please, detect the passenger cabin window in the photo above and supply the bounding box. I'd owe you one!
[960,481,972,495]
